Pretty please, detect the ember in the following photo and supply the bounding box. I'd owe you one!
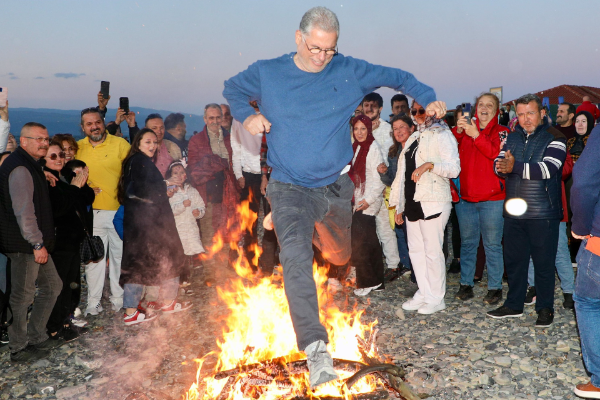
[183,200,420,400]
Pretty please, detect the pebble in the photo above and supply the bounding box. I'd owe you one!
[55,385,87,399]
[495,356,513,367]
[395,308,405,320]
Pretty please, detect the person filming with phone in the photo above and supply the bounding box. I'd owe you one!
[452,93,509,305]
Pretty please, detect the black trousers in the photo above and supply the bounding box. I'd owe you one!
[503,218,559,312]
[351,211,384,289]
[47,250,81,333]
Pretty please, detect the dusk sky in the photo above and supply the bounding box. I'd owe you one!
[3,0,599,117]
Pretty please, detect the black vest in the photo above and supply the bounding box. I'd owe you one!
[0,147,55,253]
[503,121,564,220]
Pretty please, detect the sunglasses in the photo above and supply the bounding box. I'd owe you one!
[48,152,66,160]
[410,108,426,116]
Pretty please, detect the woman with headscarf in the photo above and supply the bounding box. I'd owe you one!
[452,93,509,305]
[349,115,386,296]
[389,101,460,314]
[567,110,594,164]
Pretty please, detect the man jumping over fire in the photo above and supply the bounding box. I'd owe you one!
[223,6,446,388]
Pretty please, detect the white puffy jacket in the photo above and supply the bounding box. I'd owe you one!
[352,141,385,216]
[389,124,460,218]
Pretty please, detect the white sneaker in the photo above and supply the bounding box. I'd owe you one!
[402,297,427,311]
[346,266,356,281]
[417,302,446,315]
[353,283,382,297]
[305,340,338,388]
[85,302,104,316]
[327,278,343,293]
[70,316,88,328]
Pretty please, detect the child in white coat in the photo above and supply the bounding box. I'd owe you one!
[166,161,206,287]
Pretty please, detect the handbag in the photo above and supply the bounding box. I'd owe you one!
[449,180,460,203]
[76,210,105,265]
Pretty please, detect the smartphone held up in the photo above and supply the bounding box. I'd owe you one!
[0,87,7,108]
[120,97,129,114]
[461,102,472,125]
[100,81,110,99]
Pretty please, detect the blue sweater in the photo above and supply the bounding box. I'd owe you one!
[571,125,600,237]
[223,53,436,188]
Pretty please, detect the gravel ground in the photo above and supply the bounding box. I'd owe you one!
[0,258,587,400]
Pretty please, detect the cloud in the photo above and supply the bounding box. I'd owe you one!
[54,72,86,79]
[8,73,14,76]
[35,76,45,79]
[9,76,18,80]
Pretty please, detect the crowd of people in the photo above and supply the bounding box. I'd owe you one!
[1,4,600,398]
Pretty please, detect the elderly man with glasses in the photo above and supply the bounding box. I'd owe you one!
[0,122,63,362]
[224,6,446,388]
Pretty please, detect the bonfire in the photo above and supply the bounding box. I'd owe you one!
[128,199,420,400]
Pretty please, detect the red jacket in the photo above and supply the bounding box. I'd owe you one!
[560,153,573,222]
[453,109,509,202]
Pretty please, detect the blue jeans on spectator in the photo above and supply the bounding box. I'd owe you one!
[395,218,416,283]
[123,277,180,309]
[455,199,504,290]
[574,238,600,387]
[527,221,574,293]
[267,173,353,351]
[0,253,7,293]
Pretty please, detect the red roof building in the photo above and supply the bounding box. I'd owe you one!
[505,84,600,105]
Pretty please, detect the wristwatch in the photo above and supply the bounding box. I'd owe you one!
[429,162,435,171]
[32,243,44,251]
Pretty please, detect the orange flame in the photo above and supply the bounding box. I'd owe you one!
[186,201,378,399]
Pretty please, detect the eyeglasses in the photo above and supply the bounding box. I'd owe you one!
[48,152,66,160]
[302,35,337,56]
[23,136,50,144]
[410,108,426,116]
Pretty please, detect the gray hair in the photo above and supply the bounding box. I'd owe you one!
[204,103,222,118]
[515,93,542,112]
[299,7,339,36]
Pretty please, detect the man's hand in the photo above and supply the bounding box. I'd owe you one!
[238,177,246,189]
[243,114,271,135]
[425,101,448,119]
[115,108,126,125]
[0,100,8,121]
[377,163,387,174]
[356,199,369,211]
[412,162,433,182]
[192,209,201,218]
[34,247,49,264]
[92,187,102,195]
[183,199,191,207]
[98,92,110,110]
[495,150,515,174]
[260,175,268,196]
[395,212,404,225]
[125,111,136,127]
[44,171,58,187]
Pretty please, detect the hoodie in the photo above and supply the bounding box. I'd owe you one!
[452,106,509,202]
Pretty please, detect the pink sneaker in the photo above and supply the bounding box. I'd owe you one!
[160,300,192,314]
[123,310,157,326]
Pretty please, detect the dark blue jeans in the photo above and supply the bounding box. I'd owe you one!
[503,218,559,312]
[267,173,353,350]
[575,238,600,387]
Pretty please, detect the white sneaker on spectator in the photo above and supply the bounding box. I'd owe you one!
[70,316,88,328]
[417,301,446,315]
[85,302,104,316]
[402,297,427,311]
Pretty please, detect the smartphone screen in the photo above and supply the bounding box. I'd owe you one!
[119,97,129,114]
[0,87,7,107]
[100,81,110,99]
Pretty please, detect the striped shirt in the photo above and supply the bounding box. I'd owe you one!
[494,137,566,180]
